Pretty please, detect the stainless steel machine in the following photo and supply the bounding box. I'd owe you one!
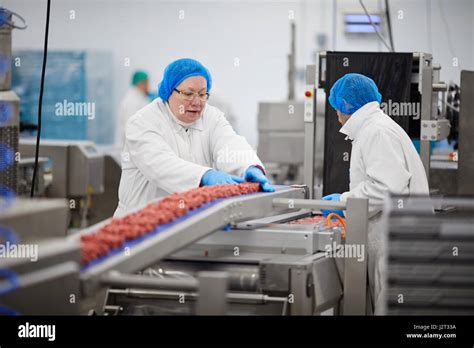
[257,101,305,184]
[19,139,105,228]
[382,195,474,315]
[0,8,25,195]
[0,197,69,242]
[87,146,122,226]
[0,185,372,315]
[106,193,370,316]
[17,156,49,196]
[19,139,104,198]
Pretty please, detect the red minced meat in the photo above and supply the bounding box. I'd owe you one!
[80,182,261,265]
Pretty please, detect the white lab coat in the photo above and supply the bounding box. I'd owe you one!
[116,87,150,148]
[114,98,263,217]
[338,101,429,314]
[340,101,429,204]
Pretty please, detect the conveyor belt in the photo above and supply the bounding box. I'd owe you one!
[77,185,305,296]
[81,183,260,268]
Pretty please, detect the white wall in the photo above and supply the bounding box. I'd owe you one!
[299,0,474,83]
[4,0,473,146]
[389,0,474,84]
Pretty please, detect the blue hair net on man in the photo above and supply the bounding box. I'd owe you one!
[328,73,382,115]
[158,58,212,102]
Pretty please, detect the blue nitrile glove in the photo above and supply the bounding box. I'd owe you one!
[201,169,245,186]
[321,193,344,217]
[244,166,275,192]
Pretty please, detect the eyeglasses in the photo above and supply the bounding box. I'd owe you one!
[173,88,210,101]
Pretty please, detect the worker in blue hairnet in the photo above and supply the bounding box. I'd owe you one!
[323,73,429,314]
[116,70,151,148]
[321,73,429,216]
[115,58,273,216]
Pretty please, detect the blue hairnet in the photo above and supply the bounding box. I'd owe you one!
[158,58,212,102]
[328,73,382,114]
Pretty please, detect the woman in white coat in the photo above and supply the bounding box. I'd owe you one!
[321,73,430,314]
[321,73,429,208]
[115,58,272,217]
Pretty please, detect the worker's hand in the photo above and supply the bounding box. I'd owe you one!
[244,166,275,192]
[321,193,344,217]
[201,169,245,186]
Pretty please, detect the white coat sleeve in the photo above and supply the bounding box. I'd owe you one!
[340,130,412,205]
[210,113,264,177]
[126,115,212,193]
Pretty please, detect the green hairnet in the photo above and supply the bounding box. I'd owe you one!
[132,70,149,86]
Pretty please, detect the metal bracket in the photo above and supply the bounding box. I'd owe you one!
[196,271,228,315]
[420,119,451,141]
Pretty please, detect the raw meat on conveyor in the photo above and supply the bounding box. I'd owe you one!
[81,182,261,265]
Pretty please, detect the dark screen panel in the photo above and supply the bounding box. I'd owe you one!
[323,52,413,195]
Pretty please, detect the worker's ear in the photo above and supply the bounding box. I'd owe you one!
[336,110,346,117]
[336,110,351,125]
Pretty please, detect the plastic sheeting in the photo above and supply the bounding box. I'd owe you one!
[12,50,114,144]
